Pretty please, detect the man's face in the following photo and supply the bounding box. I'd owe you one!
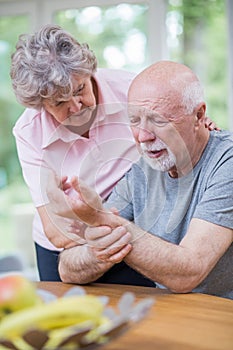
[128,107,177,172]
[128,87,195,176]
[43,75,96,127]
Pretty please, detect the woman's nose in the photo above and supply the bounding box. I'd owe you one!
[68,96,82,114]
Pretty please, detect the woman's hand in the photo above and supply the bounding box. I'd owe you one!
[37,205,87,249]
[204,116,221,131]
[40,172,90,248]
[84,225,132,263]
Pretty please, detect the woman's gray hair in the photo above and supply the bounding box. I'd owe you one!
[10,24,97,109]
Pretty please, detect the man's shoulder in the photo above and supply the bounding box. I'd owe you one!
[201,130,233,177]
[210,130,233,155]
[212,129,233,142]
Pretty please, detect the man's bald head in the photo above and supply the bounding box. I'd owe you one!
[128,60,204,116]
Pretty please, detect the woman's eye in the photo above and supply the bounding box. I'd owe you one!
[54,101,64,107]
[74,84,85,96]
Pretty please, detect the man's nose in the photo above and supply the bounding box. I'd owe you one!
[68,96,82,113]
[138,127,155,143]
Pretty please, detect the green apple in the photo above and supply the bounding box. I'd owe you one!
[0,274,41,317]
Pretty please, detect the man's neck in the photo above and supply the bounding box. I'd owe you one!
[169,130,210,178]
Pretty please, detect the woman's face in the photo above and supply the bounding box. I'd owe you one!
[43,75,97,127]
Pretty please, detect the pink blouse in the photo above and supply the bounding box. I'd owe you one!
[13,68,139,250]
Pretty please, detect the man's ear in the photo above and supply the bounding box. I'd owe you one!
[195,103,206,126]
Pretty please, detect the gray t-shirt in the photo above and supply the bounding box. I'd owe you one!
[106,130,233,299]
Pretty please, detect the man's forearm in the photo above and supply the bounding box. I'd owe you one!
[100,217,206,292]
[58,245,114,284]
[122,219,231,293]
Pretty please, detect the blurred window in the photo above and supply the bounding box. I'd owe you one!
[0,14,31,254]
[55,3,149,73]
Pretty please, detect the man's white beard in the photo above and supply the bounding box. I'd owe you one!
[140,141,176,172]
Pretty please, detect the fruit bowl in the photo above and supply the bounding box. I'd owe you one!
[0,286,154,349]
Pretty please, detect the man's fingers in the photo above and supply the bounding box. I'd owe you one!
[61,176,72,191]
[71,176,103,211]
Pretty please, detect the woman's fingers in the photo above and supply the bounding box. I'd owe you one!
[95,243,133,263]
[85,225,132,262]
[85,226,130,249]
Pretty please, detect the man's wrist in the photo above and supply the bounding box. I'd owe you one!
[92,210,124,228]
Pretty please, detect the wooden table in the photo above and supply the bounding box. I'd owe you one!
[36,282,233,350]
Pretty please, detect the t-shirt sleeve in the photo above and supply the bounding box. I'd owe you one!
[104,170,134,221]
[193,149,233,229]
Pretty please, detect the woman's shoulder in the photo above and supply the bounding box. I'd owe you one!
[13,108,42,132]
[95,68,136,84]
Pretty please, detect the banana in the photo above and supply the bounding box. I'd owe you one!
[0,337,34,350]
[0,311,4,322]
[12,337,34,350]
[43,320,94,349]
[44,316,111,349]
[0,294,104,339]
[82,315,111,346]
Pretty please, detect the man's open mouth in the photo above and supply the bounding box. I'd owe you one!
[145,149,165,158]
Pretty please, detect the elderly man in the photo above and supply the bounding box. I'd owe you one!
[52,61,233,299]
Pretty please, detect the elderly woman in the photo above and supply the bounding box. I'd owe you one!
[11,24,216,284]
[10,24,148,284]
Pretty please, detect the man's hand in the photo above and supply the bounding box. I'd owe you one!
[46,172,128,257]
[46,172,111,226]
[69,176,107,226]
[54,174,133,260]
